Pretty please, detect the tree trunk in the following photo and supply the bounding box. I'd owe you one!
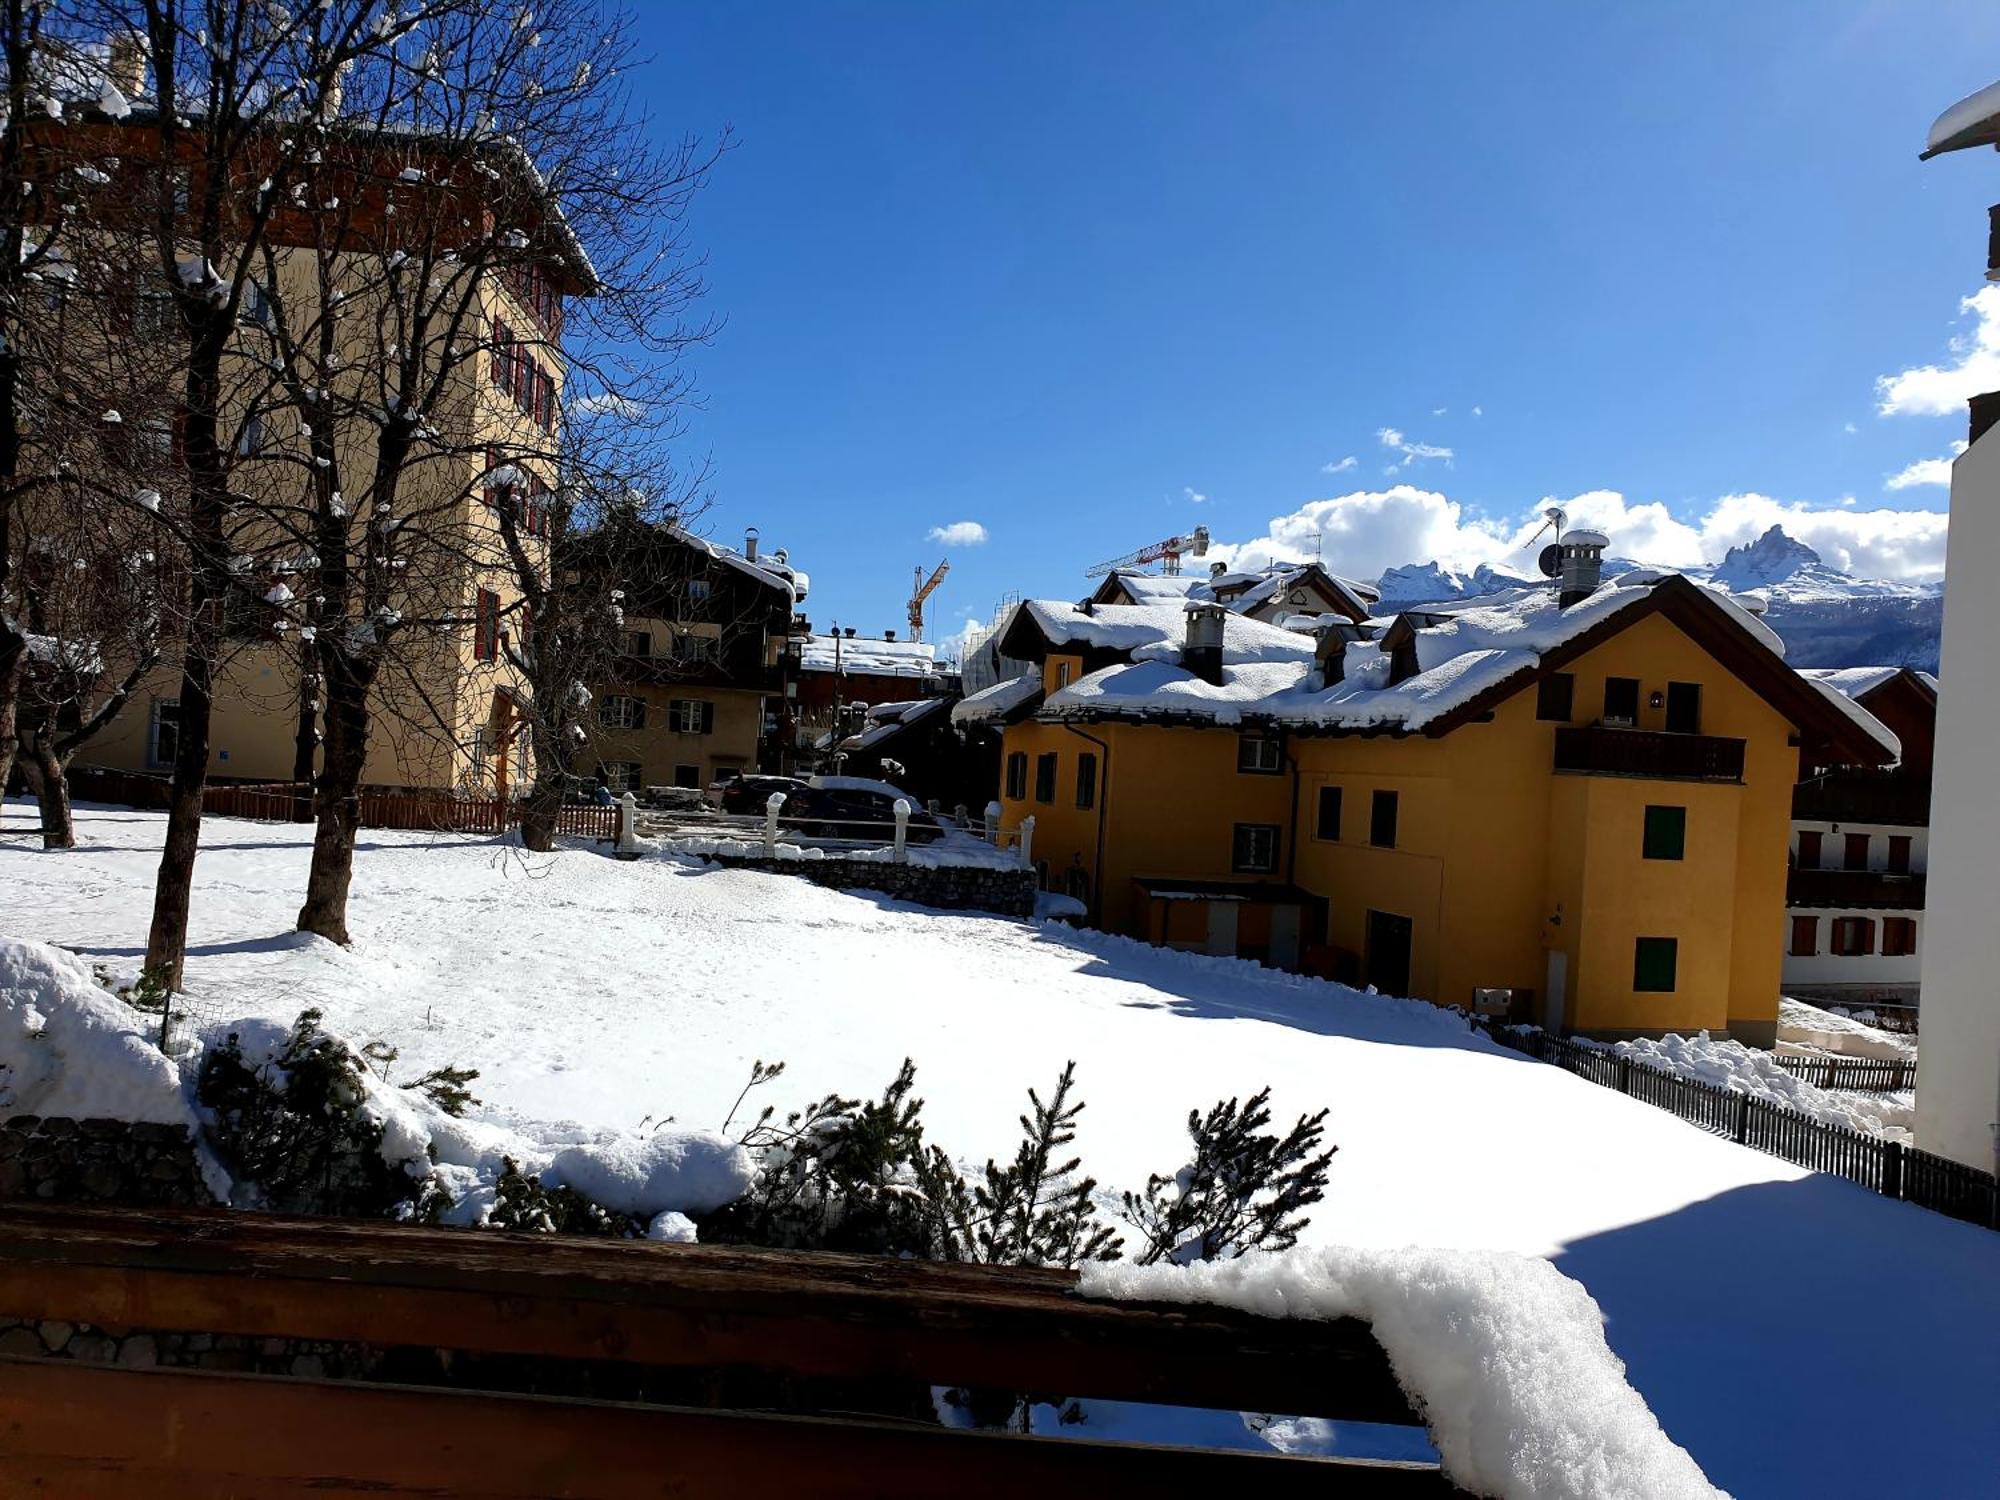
[291,636,319,786]
[144,638,215,989]
[517,715,567,853]
[25,730,72,850]
[0,631,21,812]
[296,648,377,943]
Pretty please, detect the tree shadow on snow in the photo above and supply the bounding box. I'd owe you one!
[1551,1174,2000,1500]
[87,930,339,961]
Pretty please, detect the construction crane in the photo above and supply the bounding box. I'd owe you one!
[908,560,950,641]
[1084,525,1211,579]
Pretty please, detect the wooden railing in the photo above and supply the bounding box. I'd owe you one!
[1552,726,1746,782]
[200,783,622,841]
[0,1204,1454,1497]
[1786,867,1926,911]
[1793,769,1932,827]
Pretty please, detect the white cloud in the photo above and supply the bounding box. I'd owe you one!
[1843,422,1858,435]
[1431,406,1447,416]
[1321,455,1357,474]
[1207,484,1948,584]
[926,520,988,547]
[1471,406,1483,417]
[1885,441,1968,490]
[1876,285,2000,416]
[1183,487,1209,504]
[1377,425,1453,465]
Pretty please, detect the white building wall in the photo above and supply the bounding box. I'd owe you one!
[1791,821,1928,873]
[1915,430,2000,1173]
[1781,908,1923,991]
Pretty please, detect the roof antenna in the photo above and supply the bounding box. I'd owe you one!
[1525,506,1567,579]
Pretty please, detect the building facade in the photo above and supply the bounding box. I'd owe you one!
[974,566,1894,1044]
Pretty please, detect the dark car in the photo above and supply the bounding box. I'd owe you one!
[709,773,810,816]
[791,782,943,843]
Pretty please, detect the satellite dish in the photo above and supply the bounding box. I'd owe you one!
[1537,544,1563,579]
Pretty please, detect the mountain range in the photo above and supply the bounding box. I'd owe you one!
[1374,526,1944,672]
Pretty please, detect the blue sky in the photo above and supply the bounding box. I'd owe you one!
[630,2,2000,649]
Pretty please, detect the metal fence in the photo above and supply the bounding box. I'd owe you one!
[1771,1054,1917,1093]
[1485,1027,1996,1232]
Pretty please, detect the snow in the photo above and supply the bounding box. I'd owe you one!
[1022,599,1314,664]
[1796,667,1930,704]
[1600,1031,1913,1140]
[545,1130,753,1218]
[1777,997,1918,1061]
[842,695,950,751]
[807,774,920,802]
[1926,76,2000,155]
[3,807,1998,1496]
[950,670,1042,727]
[799,634,940,677]
[1086,1249,1721,1500]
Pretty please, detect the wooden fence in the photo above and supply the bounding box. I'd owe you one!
[1771,1053,1917,1092]
[200,782,622,842]
[1486,1029,1996,1231]
[0,1203,1456,1497]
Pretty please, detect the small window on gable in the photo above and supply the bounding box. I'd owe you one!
[1665,681,1701,735]
[1643,805,1686,861]
[1603,677,1640,725]
[1537,672,1574,722]
[1633,937,1678,992]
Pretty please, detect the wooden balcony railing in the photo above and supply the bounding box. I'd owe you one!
[1552,726,1746,783]
[1787,867,1927,911]
[1793,770,1933,827]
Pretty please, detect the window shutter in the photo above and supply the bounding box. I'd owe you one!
[632,697,647,730]
[700,702,715,734]
[668,698,687,730]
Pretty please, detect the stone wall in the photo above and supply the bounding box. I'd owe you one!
[702,853,1038,917]
[0,1116,214,1207]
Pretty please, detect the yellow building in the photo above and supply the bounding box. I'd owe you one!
[965,560,1897,1044]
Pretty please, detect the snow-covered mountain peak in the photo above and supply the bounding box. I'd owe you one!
[1711,526,1823,591]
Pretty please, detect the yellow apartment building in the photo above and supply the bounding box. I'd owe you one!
[961,552,1897,1043]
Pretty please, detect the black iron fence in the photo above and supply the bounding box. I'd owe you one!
[1771,1053,1917,1092]
[1484,1028,1996,1232]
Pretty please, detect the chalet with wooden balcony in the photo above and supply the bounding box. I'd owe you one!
[1783,667,1937,1012]
[980,549,1897,1045]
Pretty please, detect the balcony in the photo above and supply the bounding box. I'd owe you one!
[1788,867,1927,911]
[1553,725,1746,783]
[1793,769,1932,827]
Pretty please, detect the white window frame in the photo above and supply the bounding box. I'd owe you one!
[671,698,710,734]
[599,694,644,731]
[148,698,181,769]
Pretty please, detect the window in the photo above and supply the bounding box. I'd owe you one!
[473,589,500,662]
[1887,835,1912,875]
[668,699,715,735]
[1633,937,1678,992]
[1034,751,1058,804]
[1883,917,1918,957]
[1796,830,1822,869]
[241,279,270,327]
[1831,917,1876,957]
[1005,751,1027,800]
[1789,916,1817,957]
[1237,734,1283,774]
[598,761,643,793]
[687,578,712,605]
[1643,805,1686,861]
[236,407,265,456]
[1603,677,1640,725]
[148,699,181,769]
[1075,752,1097,810]
[1232,823,1280,874]
[1055,661,1073,689]
[1665,681,1701,735]
[470,727,488,777]
[674,764,703,790]
[1369,789,1398,849]
[598,695,645,731]
[492,321,516,394]
[1315,785,1342,841]
[1536,672,1574,722]
[1843,833,1871,872]
[626,630,652,657]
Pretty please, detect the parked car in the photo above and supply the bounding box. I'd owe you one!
[793,777,943,843]
[707,772,810,816]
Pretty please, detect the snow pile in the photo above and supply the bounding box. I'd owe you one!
[1084,1248,1722,1500]
[648,832,1026,873]
[0,939,191,1126]
[546,1130,753,1218]
[1607,1032,1911,1141]
[1778,997,1917,1062]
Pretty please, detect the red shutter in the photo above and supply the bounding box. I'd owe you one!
[474,589,498,661]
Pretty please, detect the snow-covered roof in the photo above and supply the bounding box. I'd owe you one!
[951,670,1044,728]
[841,695,951,751]
[665,525,807,603]
[807,774,920,802]
[1923,78,2000,158]
[1098,562,1377,621]
[799,634,941,677]
[1798,667,1937,702]
[1030,575,1901,760]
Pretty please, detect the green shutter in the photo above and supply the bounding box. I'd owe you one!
[1643,805,1686,861]
[1633,937,1678,992]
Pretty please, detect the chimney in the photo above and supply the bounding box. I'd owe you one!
[1210,560,1227,579]
[1971,390,2000,447]
[107,30,145,99]
[1556,530,1608,608]
[884,628,896,641]
[1183,603,1227,686]
[743,526,759,562]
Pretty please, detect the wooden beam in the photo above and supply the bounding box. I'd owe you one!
[0,1358,1455,1499]
[0,1205,1422,1427]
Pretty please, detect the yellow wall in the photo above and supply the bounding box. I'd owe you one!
[993,609,1803,1041]
[590,686,765,790]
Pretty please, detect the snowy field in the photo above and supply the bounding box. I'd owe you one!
[3,802,1997,1498]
